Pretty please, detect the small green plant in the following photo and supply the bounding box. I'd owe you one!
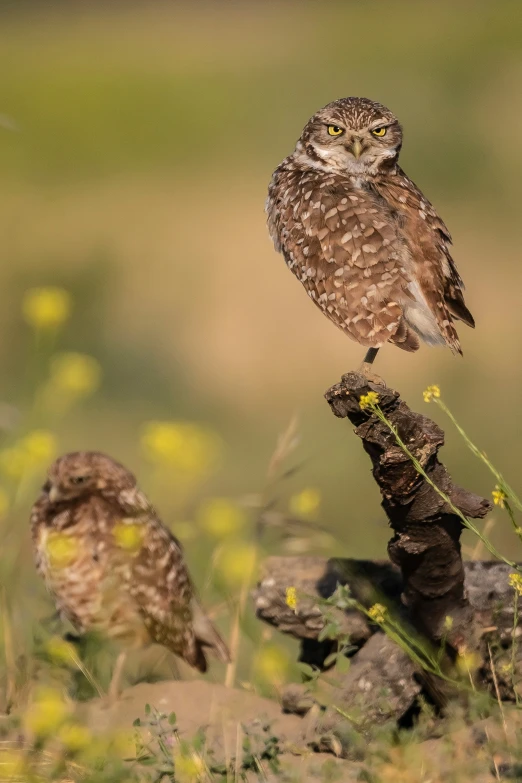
[320,585,470,690]
[133,704,283,781]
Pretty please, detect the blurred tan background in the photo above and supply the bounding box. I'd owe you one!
[1,0,522,630]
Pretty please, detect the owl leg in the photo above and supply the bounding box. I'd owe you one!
[108,650,127,703]
[358,347,386,386]
[362,347,379,366]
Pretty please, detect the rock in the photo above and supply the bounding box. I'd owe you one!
[252,556,372,645]
[322,633,421,731]
[254,556,522,647]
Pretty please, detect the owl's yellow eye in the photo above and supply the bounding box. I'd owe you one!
[327,125,344,136]
[372,126,387,137]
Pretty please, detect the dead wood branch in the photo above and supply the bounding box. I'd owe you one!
[324,372,491,650]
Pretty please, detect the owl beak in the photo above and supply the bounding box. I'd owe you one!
[349,138,363,159]
[47,484,62,504]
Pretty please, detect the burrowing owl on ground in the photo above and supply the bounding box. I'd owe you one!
[266,97,474,373]
[31,451,229,696]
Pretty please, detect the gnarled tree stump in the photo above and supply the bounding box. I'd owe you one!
[325,372,491,650]
[253,374,519,727]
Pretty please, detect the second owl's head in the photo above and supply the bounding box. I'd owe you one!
[297,97,402,176]
[44,451,136,504]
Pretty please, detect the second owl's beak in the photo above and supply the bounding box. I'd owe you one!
[47,484,61,504]
[348,138,363,159]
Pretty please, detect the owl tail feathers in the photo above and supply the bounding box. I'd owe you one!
[187,598,231,673]
[446,296,475,329]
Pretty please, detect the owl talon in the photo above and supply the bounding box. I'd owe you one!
[357,362,386,387]
[357,347,386,386]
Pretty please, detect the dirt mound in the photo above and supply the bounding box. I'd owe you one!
[82,679,359,780]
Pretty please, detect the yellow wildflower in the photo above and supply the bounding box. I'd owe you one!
[359,391,379,410]
[112,521,145,553]
[199,498,245,538]
[492,485,507,509]
[141,421,221,476]
[45,636,77,667]
[58,723,92,752]
[285,586,297,612]
[368,603,387,623]
[443,615,454,631]
[45,531,78,569]
[254,644,290,684]
[79,735,114,765]
[215,541,257,588]
[49,352,101,397]
[0,431,56,480]
[142,421,183,461]
[289,488,321,518]
[110,729,137,758]
[22,287,71,330]
[0,749,26,779]
[455,647,481,676]
[422,385,441,403]
[174,751,207,782]
[23,430,56,465]
[24,687,70,736]
[509,572,522,596]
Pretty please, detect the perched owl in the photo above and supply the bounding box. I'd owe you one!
[266,97,474,371]
[31,451,230,691]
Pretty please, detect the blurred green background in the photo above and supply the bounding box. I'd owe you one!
[1,0,522,694]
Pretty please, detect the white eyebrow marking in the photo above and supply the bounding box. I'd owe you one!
[369,119,391,129]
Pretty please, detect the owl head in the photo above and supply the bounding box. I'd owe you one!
[297,97,402,176]
[44,451,136,504]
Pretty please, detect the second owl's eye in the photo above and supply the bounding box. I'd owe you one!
[372,126,387,137]
[71,475,89,485]
[327,125,344,136]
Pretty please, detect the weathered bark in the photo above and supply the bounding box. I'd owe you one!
[324,372,491,650]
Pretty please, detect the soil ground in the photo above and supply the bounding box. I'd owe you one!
[81,679,522,782]
[82,680,358,781]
